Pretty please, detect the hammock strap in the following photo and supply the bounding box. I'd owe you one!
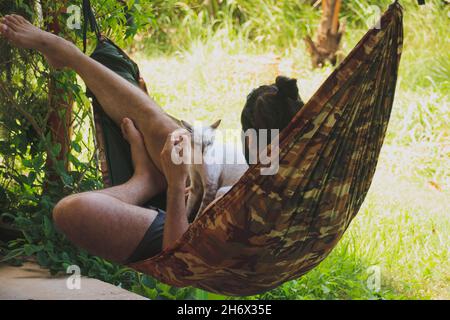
[82,0,102,53]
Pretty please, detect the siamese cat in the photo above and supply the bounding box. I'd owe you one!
[181,120,248,222]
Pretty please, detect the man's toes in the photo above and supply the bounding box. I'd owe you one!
[0,23,7,35]
[7,15,22,25]
[10,15,23,25]
[3,16,19,31]
[0,24,16,40]
[12,14,28,25]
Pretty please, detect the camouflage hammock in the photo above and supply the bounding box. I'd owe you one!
[89,3,403,296]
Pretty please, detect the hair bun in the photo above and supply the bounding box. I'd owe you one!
[275,76,299,100]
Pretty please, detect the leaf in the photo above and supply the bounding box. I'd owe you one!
[36,251,49,267]
[321,285,331,294]
[195,289,208,300]
[23,244,40,256]
[61,173,74,186]
[40,196,53,210]
[61,252,71,262]
[0,248,24,262]
[22,158,33,168]
[51,143,62,157]
[28,171,36,185]
[43,215,53,238]
[143,287,159,300]
[72,141,82,153]
[33,155,46,170]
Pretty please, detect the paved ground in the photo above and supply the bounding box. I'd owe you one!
[0,262,147,300]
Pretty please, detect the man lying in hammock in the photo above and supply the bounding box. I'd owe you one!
[0,14,302,265]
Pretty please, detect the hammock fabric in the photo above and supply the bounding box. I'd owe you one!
[88,2,403,296]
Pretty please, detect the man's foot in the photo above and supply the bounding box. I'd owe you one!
[0,14,79,69]
[121,118,157,180]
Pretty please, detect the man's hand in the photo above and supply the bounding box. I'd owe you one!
[160,129,191,250]
[160,130,190,188]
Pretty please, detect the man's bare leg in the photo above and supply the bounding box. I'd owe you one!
[0,15,179,182]
[52,119,163,263]
[94,118,165,204]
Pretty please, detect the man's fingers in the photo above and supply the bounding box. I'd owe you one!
[176,134,189,146]
[166,131,190,151]
[161,130,191,165]
[162,134,181,155]
[170,128,190,142]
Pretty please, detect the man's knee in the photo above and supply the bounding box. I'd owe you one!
[53,194,77,230]
[52,193,94,231]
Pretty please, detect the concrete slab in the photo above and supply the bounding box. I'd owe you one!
[0,262,148,300]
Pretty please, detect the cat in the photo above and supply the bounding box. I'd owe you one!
[181,120,249,222]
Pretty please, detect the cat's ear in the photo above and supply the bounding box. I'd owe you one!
[181,120,193,133]
[210,119,221,130]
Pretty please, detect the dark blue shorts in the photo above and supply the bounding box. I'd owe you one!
[125,206,166,264]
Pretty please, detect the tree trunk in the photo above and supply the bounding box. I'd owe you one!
[41,1,74,189]
[305,0,344,68]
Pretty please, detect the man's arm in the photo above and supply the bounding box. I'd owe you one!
[163,183,189,250]
[159,131,191,250]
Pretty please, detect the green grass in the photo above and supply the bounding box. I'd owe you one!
[129,0,449,299]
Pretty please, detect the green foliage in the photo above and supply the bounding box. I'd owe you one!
[138,0,450,55]
[0,0,122,284]
[0,0,189,298]
[131,275,205,300]
[138,0,321,54]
